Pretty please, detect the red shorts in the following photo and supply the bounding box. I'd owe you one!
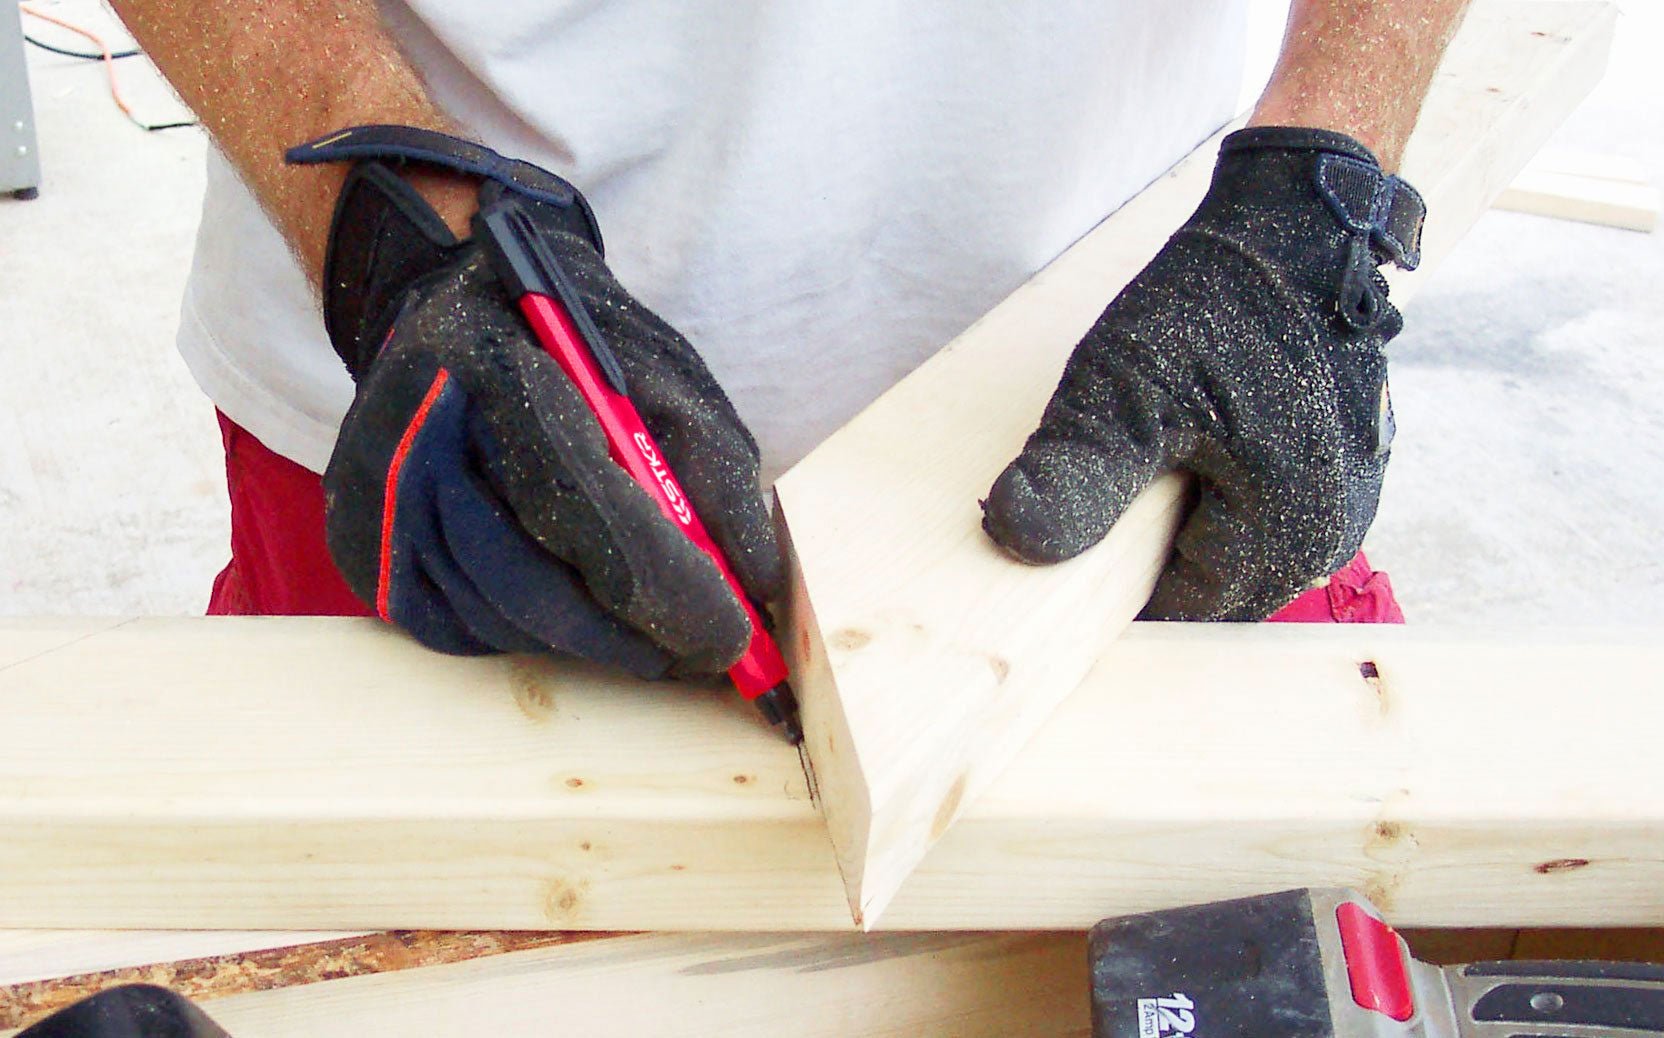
[206,412,1404,624]
[207,412,373,617]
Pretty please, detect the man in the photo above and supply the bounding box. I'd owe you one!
[110,0,1460,678]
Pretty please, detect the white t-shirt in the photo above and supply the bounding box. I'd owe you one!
[177,0,1248,483]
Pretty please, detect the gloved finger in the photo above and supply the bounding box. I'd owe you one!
[630,372,783,605]
[321,352,510,657]
[559,247,784,604]
[413,258,751,673]
[368,377,552,656]
[981,419,1169,565]
[1140,475,1336,622]
[407,548,549,655]
[434,446,674,678]
[463,360,754,675]
[405,383,674,671]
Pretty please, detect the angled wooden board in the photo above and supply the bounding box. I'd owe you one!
[773,0,1619,927]
[1,617,1660,931]
[1,931,1089,1038]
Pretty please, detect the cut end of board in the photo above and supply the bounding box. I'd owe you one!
[782,473,1185,931]
[779,501,874,928]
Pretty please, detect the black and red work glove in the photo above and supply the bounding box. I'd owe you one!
[285,126,782,676]
[981,128,1425,621]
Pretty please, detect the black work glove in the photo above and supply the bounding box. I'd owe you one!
[285,126,782,676]
[981,128,1425,621]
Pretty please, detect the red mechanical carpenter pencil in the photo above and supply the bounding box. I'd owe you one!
[475,199,802,744]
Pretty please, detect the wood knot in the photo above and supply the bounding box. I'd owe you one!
[1364,819,1418,862]
[830,628,872,652]
[1361,876,1400,912]
[542,878,590,923]
[510,660,556,722]
[1535,858,1591,874]
[986,655,1010,683]
[1358,660,1389,716]
[564,777,587,790]
[931,773,970,841]
[732,774,752,785]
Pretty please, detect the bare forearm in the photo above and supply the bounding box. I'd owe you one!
[1249,0,1473,170]
[109,1,475,286]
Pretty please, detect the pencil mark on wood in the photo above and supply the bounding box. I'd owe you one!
[0,616,135,677]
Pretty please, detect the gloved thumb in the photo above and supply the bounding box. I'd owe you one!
[981,427,1166,565]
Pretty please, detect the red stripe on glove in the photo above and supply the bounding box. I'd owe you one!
[377,368,452,621]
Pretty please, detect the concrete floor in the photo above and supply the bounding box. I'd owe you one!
[1367,0,1664,625]
[1,0,215,614]
[1,0,1660,624]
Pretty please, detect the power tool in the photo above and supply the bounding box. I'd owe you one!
[1089,887,1664,1037]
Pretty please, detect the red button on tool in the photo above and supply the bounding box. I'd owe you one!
[1336,902,1415,1021]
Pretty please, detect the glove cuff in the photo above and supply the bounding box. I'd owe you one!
[286,126,605,379]
[1222,125,1381,165]
[287,125,603,252]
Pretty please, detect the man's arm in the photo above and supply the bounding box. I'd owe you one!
[107,0,475,285]
[1250,0,1474,170]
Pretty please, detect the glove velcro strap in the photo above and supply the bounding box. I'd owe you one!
[1315,153,1426,271]
[287,124,604,254]
[1316,154,1425,331]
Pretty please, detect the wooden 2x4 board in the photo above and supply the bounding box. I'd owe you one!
[1,618,1659,931]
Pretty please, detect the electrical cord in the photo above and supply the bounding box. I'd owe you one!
[24,32,140,60]
[17,3,196,131]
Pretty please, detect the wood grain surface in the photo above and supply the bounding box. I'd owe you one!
[2,619,1661,931]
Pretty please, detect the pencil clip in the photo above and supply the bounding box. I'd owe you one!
[474,200,631,397]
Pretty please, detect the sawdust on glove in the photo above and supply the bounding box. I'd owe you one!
[982,127,1424,621]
